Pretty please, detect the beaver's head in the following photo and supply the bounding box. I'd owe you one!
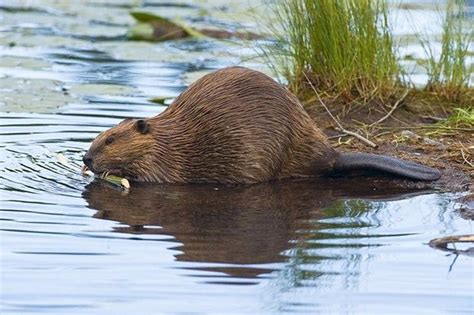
[83,119,156,181]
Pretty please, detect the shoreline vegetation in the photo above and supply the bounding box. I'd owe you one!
[265,0,472,112]
[263,0,473,187]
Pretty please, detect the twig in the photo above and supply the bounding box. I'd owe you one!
[369,89,409,127]
[429,234,474,250]
[327,133,348,139]
[460,149,473,167]
[303,73,377,148]
[420,115,444,122]
[376,126,473,132]
[448,254,459,273]
[374,131,392,138]
[459,144,473,167]
[336,128,377,148]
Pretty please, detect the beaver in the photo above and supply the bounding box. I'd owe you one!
[83,66,441,184]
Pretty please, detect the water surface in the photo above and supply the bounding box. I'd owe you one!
[0,1,472,314]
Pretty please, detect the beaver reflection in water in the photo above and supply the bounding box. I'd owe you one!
[84,178,428,277]
[83,67,441,184]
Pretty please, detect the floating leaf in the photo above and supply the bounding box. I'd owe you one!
[131,11,171,23]
[173,18,206,39]
[128,10,205,42]
[149,96,173,104]
[127,23,161,41]
[56,153,69,166]
[81,165,129,189]
[101,175,130,190]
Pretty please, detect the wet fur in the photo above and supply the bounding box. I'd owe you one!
[84,67,439,183]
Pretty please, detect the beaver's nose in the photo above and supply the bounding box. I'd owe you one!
[83,154,93,168]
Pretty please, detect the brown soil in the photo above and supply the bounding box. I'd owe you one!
[305,94,473,193]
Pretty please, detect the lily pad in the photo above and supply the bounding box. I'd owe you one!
[128,11,205,42]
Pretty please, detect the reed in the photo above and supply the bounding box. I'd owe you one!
[419,0,473,104]
[266,0,399,103]
[264,0,473,109]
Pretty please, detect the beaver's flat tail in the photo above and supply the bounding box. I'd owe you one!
[334,152,441,181]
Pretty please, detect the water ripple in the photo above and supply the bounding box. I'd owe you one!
[0,1,472,314]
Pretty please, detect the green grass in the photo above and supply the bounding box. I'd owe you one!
[264,0,473,109]
[440,107,474,128]
[425,107,474,137]
[419,0,473,103]
[266,0,399,102]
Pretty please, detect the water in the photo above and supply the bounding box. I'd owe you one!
[0,1,472,314]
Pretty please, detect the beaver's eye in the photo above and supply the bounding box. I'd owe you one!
[105,136,114,145]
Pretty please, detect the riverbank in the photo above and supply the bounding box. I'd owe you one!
[305,99,472,192]
[265,0,473,192]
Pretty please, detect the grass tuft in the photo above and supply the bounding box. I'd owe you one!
[419,0,473,104]
[439,107,474,128]
[264,0,473,113]
[266,0,400,103]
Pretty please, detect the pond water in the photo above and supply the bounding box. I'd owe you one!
[0,1,472,314]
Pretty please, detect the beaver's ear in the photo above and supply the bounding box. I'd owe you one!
[136,119,150,134]
[118,118,132,126]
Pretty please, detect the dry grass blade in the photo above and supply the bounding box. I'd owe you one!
[460,148,473,168]
[303,72,378,148]
[369,89,410,127]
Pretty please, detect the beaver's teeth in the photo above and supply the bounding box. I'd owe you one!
[81,165,90,173]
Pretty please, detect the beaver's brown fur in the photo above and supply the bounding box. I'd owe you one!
[83,67,440,183]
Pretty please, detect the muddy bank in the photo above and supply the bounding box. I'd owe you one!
[328,133,472,192]
[305,100,473,193]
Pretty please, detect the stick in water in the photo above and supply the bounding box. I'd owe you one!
[56,153,130,190]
